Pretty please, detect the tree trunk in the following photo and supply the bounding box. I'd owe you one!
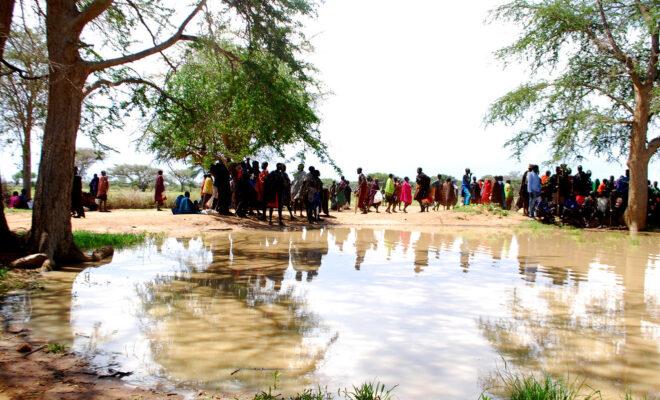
[29,1,87,263]
[0,0,14,59]
[624,85,651,233]
[0,0,15,248]
[22,117,32,200]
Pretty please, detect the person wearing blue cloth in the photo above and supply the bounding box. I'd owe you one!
[172,191,199,215]
[527,165,542,218]
[461,168,472,205]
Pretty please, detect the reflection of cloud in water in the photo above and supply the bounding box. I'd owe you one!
[6,229,660,399]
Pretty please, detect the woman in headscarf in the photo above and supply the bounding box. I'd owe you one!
[491,176,504,208]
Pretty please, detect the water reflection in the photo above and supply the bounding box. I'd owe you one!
[1,228,659,399]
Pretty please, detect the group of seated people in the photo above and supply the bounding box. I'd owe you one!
[6,189,30,209]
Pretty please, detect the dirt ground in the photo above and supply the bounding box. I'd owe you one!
[1,206,524,400]
[5,205,526,237]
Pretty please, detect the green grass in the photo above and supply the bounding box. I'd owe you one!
[483,369,603,400]
[0,267,7,279]
[73,231,148,250]
[46,342,67,354]
[343,382,397,400]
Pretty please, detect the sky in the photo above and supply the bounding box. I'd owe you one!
[1,0,658,183]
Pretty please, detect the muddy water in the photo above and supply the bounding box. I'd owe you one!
[2,228,659,399]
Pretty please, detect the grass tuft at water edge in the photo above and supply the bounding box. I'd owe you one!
[72,231,149,250]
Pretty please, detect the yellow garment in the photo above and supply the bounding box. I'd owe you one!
[202,177,213,195]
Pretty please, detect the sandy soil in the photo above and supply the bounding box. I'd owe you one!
[6,205,526,237]
[1,206,524,400]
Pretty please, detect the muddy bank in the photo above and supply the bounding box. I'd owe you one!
[6,206,527,238]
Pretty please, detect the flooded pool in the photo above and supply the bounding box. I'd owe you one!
[2,228,659,399]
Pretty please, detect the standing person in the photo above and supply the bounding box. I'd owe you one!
[504,179,514,210]
[461,168,472,205]
[356,167,369,214]
[443,177,456,210]
[212,160,232,215]
[384,174,396,213]
[336,177,347,211]
[155,170,166,211]
[291,163,306,217]
[71,167,85,218]
[344,177,352,209]
[303,166,319,223]
[393,177,402,211]
[89,173,99,199]
[527,165,542,218]
[263,163,285,225]
[368,177,382,213]
[414,167,431,212]
[401,176,413,213]
[280,164,295,220]
[470,176,481,204]
[481,178,493,204]
[200,173,213,210]
[491,176,504,208]
[256,162,269,218]
[97,170,110,212]
[432,174,443,211]
[519,167,530,215]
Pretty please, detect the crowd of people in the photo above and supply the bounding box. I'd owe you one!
[5,158,658,229]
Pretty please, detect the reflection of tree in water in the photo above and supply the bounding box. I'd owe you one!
[134,232,332,393]
[479,232,660,398]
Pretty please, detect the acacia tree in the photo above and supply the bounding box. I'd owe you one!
[0,0,16,247]
[25,0,317,263]
[75,147,105,178]
[0,29,48,200]
[168,166,200,192]
[486,0,658,232]
[109,164,157,192]
[147,45,328,168]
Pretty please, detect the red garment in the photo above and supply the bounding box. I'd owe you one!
[256,170,268,201]
[400,181,412,205]
[576,195,585,206]
[155,175,165,203]
[481,180,492,204]
[8,195,20,208]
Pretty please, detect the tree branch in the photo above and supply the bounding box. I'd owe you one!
[648,136,660,157]
[83,76,192,112]
[594,0,640,85]
[70,0,114,34]
[124,0,178,71]
[0,58,48,80]
[86,0,206,73]
[578,82,634,114]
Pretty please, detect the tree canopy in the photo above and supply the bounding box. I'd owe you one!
[485,0,658,230]
[146,45,329,168]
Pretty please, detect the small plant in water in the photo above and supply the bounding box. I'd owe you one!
[343,381,397,400]
[46,342,67,354]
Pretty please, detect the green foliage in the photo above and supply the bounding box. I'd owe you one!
[484,368,603,400]
[72,231,147,250]
[485,0,659,163]
[147,44,331,169]
[46,343,67,354]
[0,267,7,279]
[109,164,159,192]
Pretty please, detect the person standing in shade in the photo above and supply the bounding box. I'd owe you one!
[415,167,431,212]
[97,171,110,212]
[155,170,166,211]
[200,173,213,210]
[384,174,396,213]
[504,179,514,210]
[527,165,542,218]
[461,168,472,205]
[89,173,99,199]
[72,167,85,218]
